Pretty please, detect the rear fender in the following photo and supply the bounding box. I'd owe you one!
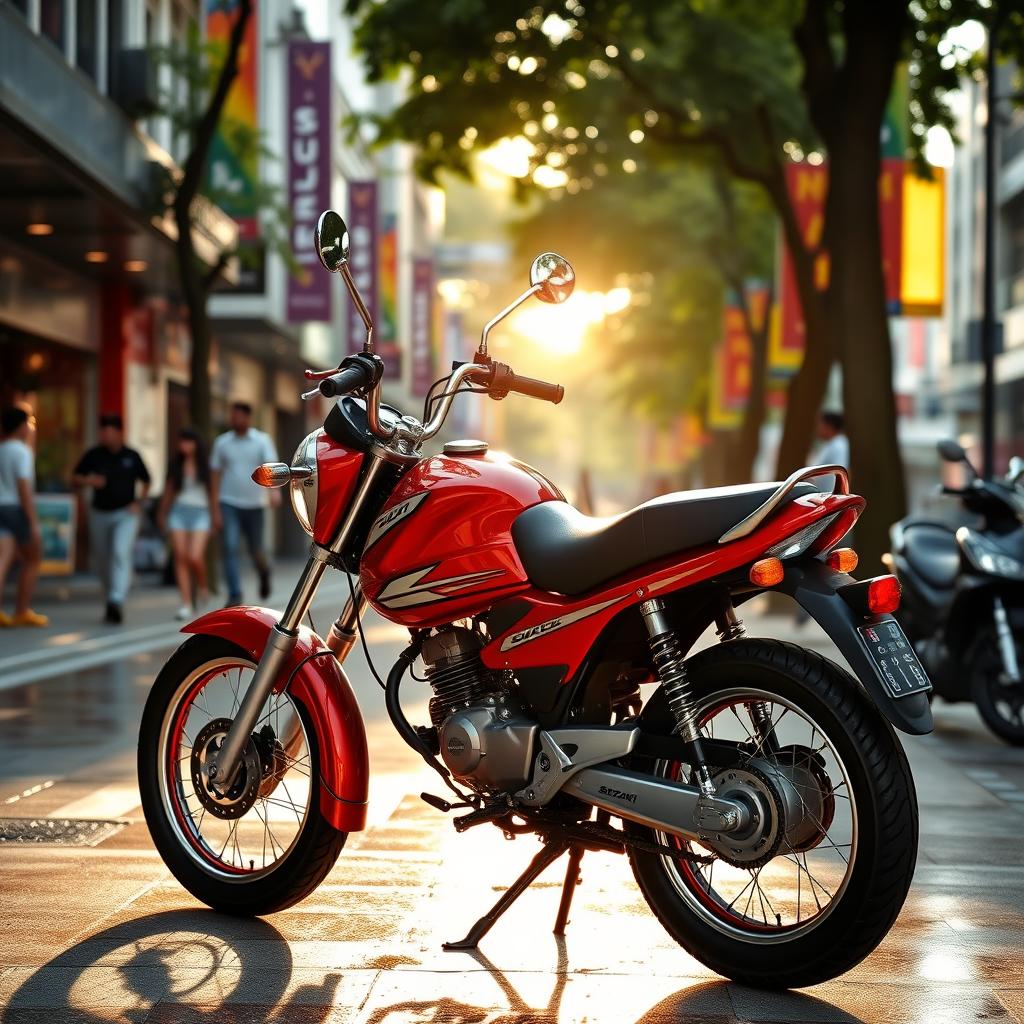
[776,561,934,735]
[183,606,369,832]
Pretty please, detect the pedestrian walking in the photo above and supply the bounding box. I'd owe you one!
[0,405,47,627]
[210,402,278,607]
[814,411,850,492]
[158,429,213,620]
[72,414,151,624]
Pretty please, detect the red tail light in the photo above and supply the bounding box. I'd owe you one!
[866,575,901,614]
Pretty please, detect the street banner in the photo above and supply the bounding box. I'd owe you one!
[708,285,771,429]
[286,40,332,323]
[901,168,945,316]
[346,182,380,350]
[205,1,260,241]
[378,213,401,379]
[411,258,435,394]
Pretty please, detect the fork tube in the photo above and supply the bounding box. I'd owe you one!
[209,451,393,789]
[326,580,366,662]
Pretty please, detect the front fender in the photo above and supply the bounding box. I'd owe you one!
[183,606,369,832]
[777,562,934,736]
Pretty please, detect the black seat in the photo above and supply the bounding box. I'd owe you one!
[512,481,818,596]
[901,523,960,590]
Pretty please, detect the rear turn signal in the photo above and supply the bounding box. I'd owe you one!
[826,548,859,573]
[749,557,784,587]
[867,575,902,614]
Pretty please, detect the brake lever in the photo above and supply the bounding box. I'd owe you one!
[300,386,322,401]
[303,366,340,381]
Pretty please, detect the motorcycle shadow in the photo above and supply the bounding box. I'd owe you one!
[363,946,867,1024]
[0,908,340,1024]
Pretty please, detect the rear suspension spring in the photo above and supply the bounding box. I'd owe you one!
[640,599,715,794]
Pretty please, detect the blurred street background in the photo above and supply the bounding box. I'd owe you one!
[2,0,1024,1021]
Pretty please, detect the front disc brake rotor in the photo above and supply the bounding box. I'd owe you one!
[190,718,262,820]
[704,763,785,869]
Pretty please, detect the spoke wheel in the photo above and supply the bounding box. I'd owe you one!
[139,635,347,916]
[659,690,856,940]
[159,657,314,879]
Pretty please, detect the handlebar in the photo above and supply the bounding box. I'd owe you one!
[483,361,564,404]
[318,362,373,398]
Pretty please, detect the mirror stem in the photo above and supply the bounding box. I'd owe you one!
[479,284,541,356]
[340,263,375,354]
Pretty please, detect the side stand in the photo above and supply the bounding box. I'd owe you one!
[443,840,585,951]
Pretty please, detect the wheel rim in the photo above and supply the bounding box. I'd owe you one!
[157,657,315,881]
[656,688,858,943]
[977,641,1024,735]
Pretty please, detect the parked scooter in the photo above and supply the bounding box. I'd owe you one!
[886,440,1024,743]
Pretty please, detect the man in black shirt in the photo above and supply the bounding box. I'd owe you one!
[73,414,151,623]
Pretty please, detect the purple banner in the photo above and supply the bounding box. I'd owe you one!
[346,181,379,352]
[411,258,435,394]
[286,40,332,323]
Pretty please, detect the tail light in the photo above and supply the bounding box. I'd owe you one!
[838,574,902,616]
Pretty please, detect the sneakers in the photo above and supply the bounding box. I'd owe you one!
[10,609,49,627]
[175,605,192,621]
[104,602,123,625]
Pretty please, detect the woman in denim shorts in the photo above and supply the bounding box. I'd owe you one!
[158,429,213,620]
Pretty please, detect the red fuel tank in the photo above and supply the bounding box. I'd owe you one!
[359,448,563,628]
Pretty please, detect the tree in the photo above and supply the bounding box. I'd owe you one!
[153,0,292,439]
[509,161,774,483]
[347,0,1015,567]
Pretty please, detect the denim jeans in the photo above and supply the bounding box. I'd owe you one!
[220,502,266,602]
[90,507,139,604]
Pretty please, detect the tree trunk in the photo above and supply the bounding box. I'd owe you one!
[729,320,770,483]
[174,203,213,441]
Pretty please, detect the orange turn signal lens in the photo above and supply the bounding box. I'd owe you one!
[866,574,901,614]
[749,557,784,587]
[251,462,292,488]
[826,547,859,572]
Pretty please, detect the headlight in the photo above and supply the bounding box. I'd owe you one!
[957,528,1024,580]
[765,513,839,560]
[289,430,319,536]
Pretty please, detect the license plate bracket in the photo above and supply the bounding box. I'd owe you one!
[857,620,932,699]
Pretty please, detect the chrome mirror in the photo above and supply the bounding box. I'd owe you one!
[315,210,350,273]
[530,252,575,304]
[937,439,967,464]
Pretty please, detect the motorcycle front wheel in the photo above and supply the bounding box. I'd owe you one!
[628,638,918,989]
[138,634,346,915]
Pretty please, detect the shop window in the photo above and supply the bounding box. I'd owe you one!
[106,0,124,94]
[6,0,30,19]
[76,0,98,81]
[39,0,65,51]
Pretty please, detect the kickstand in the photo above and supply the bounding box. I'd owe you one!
[442,840,570,951]
[553,843,585,936]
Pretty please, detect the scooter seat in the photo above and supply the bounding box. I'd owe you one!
[902,524,960,590]
[512,482,818,596]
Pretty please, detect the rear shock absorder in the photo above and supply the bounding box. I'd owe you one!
[640,599,716,795]
[715,600,775,752]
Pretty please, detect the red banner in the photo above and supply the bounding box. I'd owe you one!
[411,259,435,394]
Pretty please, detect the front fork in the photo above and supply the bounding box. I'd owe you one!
[206,452,388,791]
[994,594,1022,685]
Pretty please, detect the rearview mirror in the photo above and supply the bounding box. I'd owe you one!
[315,210,350,273]
[530,252,575,304]
[1009,455,1024,485]
[937,439,968,464]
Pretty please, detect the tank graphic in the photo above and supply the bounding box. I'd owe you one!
[359,449,562,628]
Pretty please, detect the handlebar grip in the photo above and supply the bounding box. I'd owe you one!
[506,373,564,404]
[319,362,372,398]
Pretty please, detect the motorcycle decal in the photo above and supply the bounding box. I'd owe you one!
[364,491,429,551]
[377,564,507,609]
[498,595,628,652]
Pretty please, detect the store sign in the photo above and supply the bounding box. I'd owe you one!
[411,258,435,393]
[377,213,400,378]
[205,1,260,241]
[346,181,379,349]
[286,40,332,322]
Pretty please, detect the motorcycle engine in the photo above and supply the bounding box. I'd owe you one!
[421,626,538,791]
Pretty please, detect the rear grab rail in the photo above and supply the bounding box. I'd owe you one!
[718,464,851,544]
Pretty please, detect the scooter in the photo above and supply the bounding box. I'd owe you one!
[886,439,1024,744]
[139,209,933,989]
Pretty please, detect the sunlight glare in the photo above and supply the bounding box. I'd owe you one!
[510,287,632,355]
[478,136,535,178]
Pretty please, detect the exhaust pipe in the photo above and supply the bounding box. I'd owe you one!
[564,765,750,842]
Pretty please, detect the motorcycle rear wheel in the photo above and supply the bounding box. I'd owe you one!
[138,634,346,915]
[627,638,917,988]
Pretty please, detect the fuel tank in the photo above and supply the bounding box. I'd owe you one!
[359,447,563,628]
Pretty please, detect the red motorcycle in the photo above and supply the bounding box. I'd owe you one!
[140,210,933,988]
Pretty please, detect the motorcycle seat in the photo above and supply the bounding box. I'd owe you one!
[512,481,819,596]
[901,523,960,590]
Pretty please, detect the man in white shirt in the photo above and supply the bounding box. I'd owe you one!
[0,406,46,627]
[814,411,850,492]
[210,402,279,606]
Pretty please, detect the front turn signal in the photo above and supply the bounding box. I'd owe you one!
[749,557,784,587]
[252,463,292,488]
[826,548,859,572]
